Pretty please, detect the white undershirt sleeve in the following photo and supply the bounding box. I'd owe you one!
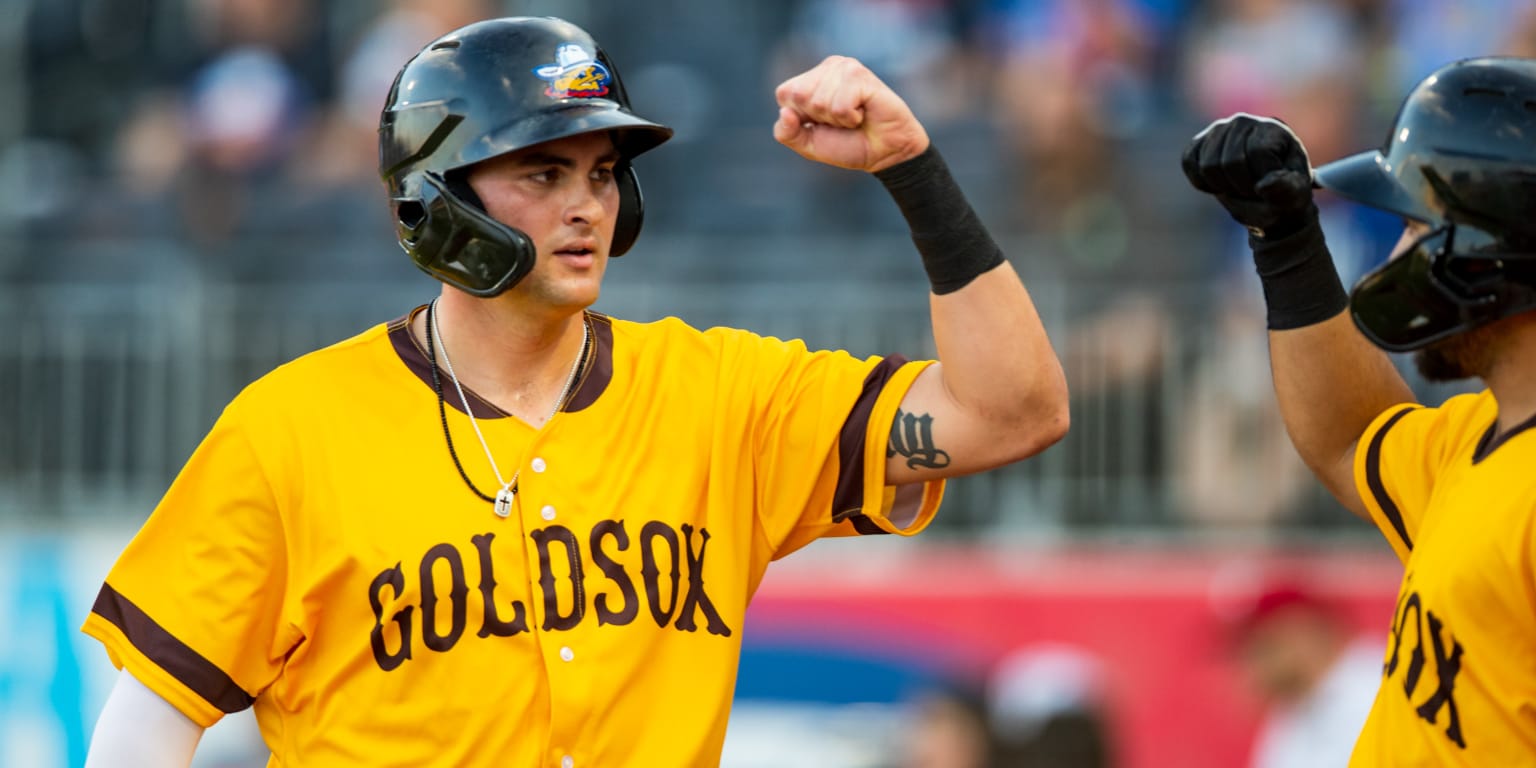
[84,669,205,768]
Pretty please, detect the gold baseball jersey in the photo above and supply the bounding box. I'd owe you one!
[82,306,943,767]
[1350,391,1536,766]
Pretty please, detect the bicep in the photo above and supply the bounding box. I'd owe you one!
[86,670,204,768]
[885,364,1059,485]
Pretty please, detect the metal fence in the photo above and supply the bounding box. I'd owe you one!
[2,234,1465,541]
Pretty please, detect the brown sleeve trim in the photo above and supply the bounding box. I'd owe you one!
[1365,406,1418,553]
[91,584,256,714]
[831,355,908,532]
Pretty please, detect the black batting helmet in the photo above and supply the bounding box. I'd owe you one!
[378,17,673,297]
[1315,57,1536,352]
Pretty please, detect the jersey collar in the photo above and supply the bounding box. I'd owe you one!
[387,304,614,417]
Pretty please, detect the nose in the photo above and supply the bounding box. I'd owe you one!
[564,179,606,227]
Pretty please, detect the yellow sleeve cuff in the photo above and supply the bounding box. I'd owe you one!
[861,359,944,536]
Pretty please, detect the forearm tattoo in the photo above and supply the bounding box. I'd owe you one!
[888,409,951,469]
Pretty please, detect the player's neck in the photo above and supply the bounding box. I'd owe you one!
[1484,314,1536,434]
[420,292,589,424]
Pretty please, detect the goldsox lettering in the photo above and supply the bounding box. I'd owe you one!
[369,521,732,669]
[1386,587,1466,748]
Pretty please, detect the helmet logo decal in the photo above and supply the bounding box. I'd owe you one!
[533,43,611,98]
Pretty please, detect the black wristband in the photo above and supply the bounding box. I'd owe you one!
[875,146,1005,295]
[1249,213,1349,330]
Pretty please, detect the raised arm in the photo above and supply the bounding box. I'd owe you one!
[774,56,1070,485]
[1266,313,1415,516]
[1181,114,1416,518]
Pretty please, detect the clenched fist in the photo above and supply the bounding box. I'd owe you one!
[773,56,929,173]
[1181,113,1317,240]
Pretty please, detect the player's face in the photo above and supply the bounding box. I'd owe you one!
[466,132,621,311]
[1237,610,1332,706]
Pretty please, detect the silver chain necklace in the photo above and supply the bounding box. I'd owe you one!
[428,298,589,518]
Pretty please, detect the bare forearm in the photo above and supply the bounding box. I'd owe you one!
[1269,311,1415,511]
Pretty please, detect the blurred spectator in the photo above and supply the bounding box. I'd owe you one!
[984,0,1159,230]
[987,644,1117,768]
[1381,0,1536,99]
[1050,291,1176,529]
[100,48,313,256]
[87,0,438,284]
[185,48,307,175]
[11,0,169,237]
[901,683,992,768]
[21,0,166,164]
[1509,2,1536,57]
[91,0,328,255]
[1226,584,1382,768]
[1174,288,1314,528]
[174,0,327,247]
[181,0,332,98]
[176,45,311,246]
[1182,0,1363,168]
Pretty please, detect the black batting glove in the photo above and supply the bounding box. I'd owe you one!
[1181,113,1317,241]
[1181,113,1349,330]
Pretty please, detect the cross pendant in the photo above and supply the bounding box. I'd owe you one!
[494,487,514,518]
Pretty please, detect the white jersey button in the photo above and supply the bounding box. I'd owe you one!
[531,457,547,473]
[541,505,557,521]
[559,646,574,662]
[561,756,574,768]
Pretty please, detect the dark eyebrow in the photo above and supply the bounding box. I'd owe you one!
[516,150,622,168]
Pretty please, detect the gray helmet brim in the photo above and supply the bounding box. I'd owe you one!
[1314,149,1437,223]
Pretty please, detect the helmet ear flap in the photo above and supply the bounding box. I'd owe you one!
[394,171,537,296]
[611,160,645,258]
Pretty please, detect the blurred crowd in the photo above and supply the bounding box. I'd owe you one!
[2,0,1528,532]
[13,0,1536,267]
[901,643,1117,768]
[890,575,1385,768]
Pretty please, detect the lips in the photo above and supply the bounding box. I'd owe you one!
[553,239,598,259]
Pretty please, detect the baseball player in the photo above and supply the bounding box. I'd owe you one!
[81,16,1069,767]
[1182,57,1536,765]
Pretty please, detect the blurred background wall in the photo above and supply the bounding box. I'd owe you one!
[0,0,1528,766]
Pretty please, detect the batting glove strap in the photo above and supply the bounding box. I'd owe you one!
[1249,212,1349,330]
[876,146,1005,295]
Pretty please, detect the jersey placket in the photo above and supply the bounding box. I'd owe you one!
[515,431,595,767]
